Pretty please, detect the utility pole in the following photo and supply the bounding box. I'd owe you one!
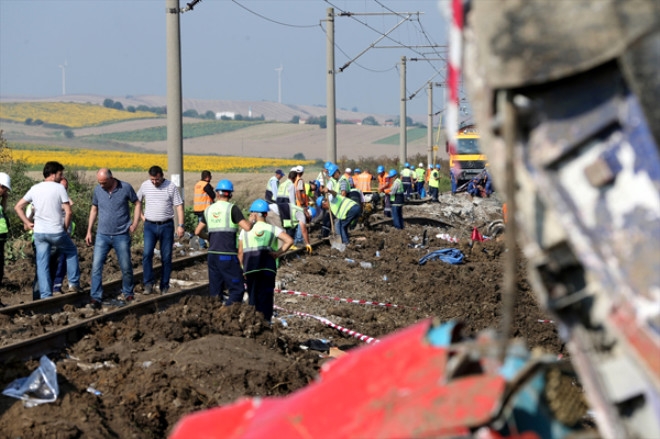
[166,0,183,200]
[399,56,407,165]
[58,61,67,96]
[326,7,337,163]
[275,64,283,104]
[427,81,433,167]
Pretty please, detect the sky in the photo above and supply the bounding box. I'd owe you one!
[0,0,450,117]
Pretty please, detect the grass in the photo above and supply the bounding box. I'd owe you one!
[82,119,270,143]
[374,127,427,145]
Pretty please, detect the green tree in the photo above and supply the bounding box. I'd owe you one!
[204,110,215,120]
[362,116,378,126]
[103,98,114,108]
[63,129,75,139]
[293,152,306,160]
[319,115,327,129]
[290,115,300,124]
[24,118,33,125]
[234,114,243,121]
[112,101,124,111]
[127,106,136,113]
[183,109,199,118]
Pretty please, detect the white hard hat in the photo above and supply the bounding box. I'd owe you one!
[419,163,424,167]
[296,165,304,173]
[0,172,11,191]
[345,168,352,173]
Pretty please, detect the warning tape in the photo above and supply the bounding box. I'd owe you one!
[274,305,380,344]
[537,319,555,324]
[436,233,460,243]
[275,289,416,310]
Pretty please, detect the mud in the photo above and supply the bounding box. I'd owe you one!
[0,196,563,438]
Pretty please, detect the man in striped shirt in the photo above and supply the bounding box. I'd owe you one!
[137,165,185,295]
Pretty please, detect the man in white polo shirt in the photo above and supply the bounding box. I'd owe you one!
[137,165,185,295]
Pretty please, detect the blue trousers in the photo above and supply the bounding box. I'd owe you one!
[33,232,80,299]
[142,221,174,290]
[339,205,361,244]
[246,270,276,321]
[208,254,244,305]
[392,205,404,229]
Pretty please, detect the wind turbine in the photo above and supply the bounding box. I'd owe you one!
[274,64,283,104]
[58,60,68,95]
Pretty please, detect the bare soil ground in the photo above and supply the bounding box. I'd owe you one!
[0,196,562,438]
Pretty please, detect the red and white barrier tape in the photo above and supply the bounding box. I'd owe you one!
[436,233,460,243]
[274,305,380,344]
[447,0,463,179]
[537,319,555,324]
[275,289,416,310]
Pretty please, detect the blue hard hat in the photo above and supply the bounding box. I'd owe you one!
[388,169,398,178]
[309,206,317,218]
[215,179,234,192]
[316,197,324,208]
[327,164,339,176]
[377,165,385,173]
[435,164,441,169]
[249,199,269,213]
[404,162,410,168]
[354,168,361,173]
[311,179,320,187]
[324,161,334,170]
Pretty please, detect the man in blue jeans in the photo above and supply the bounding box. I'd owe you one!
[138,166,185,296]
[318,188,361,244]
[14,161,81,299]
[85,168,142,308]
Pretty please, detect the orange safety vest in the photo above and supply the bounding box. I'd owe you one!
[355,172,373,193]
[193,180,213,213]
[378,174,392,194]
[294,175,308,207]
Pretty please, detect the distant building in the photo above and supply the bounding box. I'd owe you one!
[215,111,235,120]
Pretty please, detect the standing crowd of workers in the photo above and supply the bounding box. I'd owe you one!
[0,159,490,319]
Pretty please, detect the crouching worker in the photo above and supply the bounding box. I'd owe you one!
[318,187,361,244]
[238,199,293,322]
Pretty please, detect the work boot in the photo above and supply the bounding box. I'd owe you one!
[68,284,83,293]
[160,286,169,295]
[143,283,153,295]
[89,299,102,310]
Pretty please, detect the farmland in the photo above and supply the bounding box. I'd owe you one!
[0,102,157,128]
[9,142,314,173]
[0,99,449,161]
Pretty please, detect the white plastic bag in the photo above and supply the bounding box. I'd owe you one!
[2,356,59,407]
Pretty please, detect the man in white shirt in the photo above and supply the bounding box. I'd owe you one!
[14,161,81,299]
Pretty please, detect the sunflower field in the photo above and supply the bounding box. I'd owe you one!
[0,102,158,128]
[9,143,314,173]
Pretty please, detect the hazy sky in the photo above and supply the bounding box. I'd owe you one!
[1,0,449,116]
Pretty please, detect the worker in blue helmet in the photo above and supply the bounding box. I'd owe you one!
[429,164,441,202]
[238,199,293,322]
[388,169,405,229]
[195,179,253,305]
[320,164,342,238]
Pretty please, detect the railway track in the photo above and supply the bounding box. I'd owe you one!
[0,216,453,364]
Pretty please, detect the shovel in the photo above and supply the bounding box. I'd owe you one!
[326,195,346,252]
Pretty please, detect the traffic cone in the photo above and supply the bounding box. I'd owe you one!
[471,227,484,242]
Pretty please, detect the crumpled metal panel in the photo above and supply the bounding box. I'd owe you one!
[470,0,660,88]
[170,319,506,439]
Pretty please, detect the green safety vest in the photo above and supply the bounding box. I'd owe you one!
[0,206,7,235]
[429,170,440,188]
[204,200,239,255]
[241,221,279,275]
[277,179,293,202]
[282,204,304,229]
[415,168,426,181]
[329,195,358,220]
[390,178,405,205]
